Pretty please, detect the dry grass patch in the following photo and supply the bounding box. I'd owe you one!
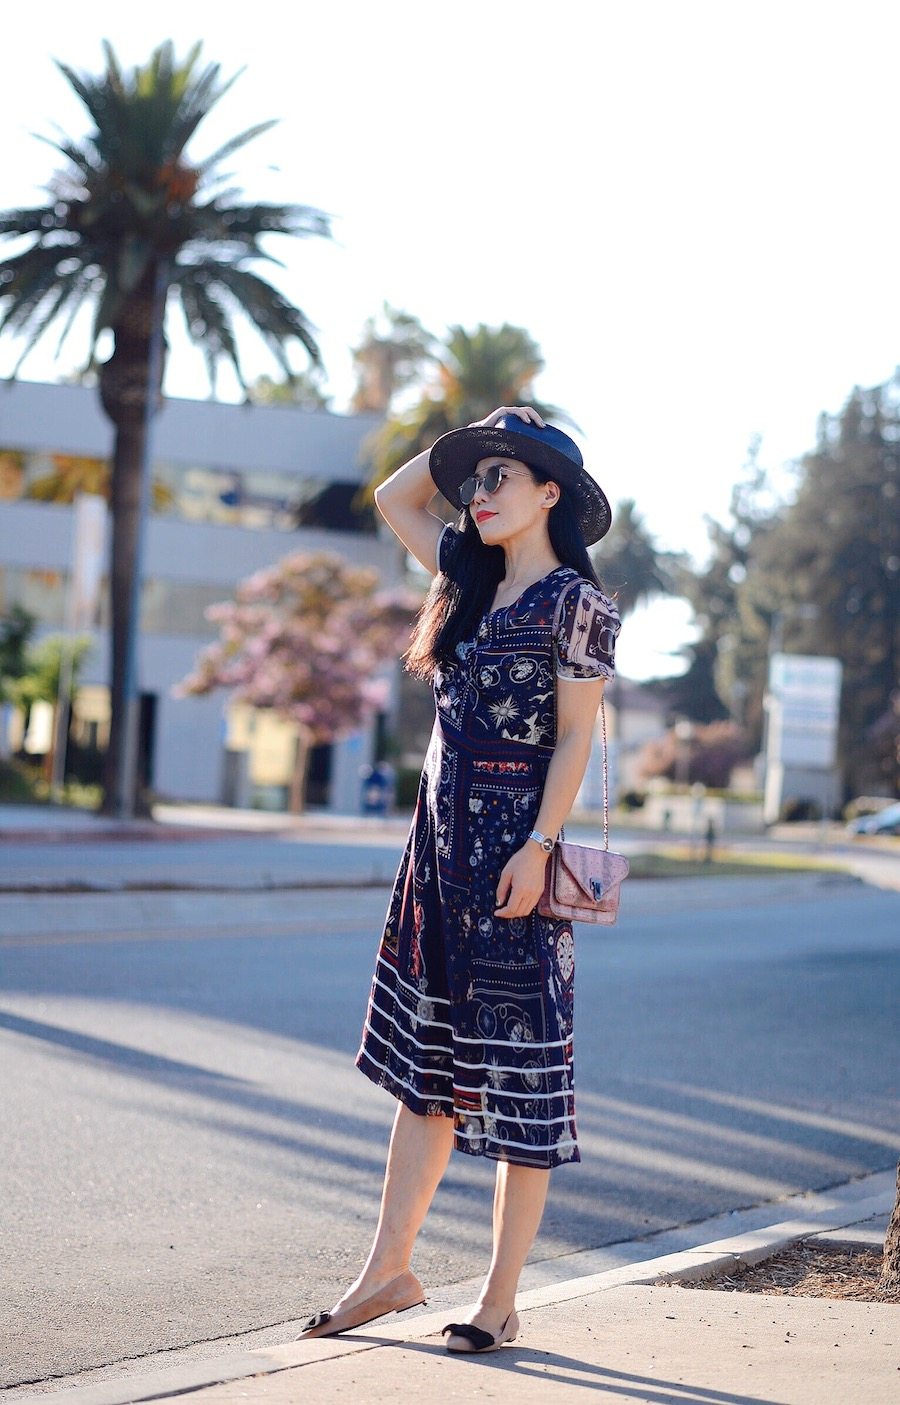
[677,1240,898,1303]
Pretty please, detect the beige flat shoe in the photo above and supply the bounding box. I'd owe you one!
[442,1309,519,1353]
[298,1269,426,1340]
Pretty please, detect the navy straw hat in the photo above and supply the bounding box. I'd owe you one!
[429,416,612,545]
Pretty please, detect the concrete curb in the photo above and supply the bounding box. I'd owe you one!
[27,1171,894,1405]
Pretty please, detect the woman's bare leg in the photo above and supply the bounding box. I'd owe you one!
[448,1161,549,1339]
[330,1102,454,1312]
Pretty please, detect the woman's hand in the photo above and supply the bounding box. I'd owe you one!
[468,406,546,430]
[494,842,551,919]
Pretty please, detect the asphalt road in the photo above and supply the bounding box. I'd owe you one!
[2,869,898,1394]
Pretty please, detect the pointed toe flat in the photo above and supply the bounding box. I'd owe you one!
[442,1310,519,1353]
[298,1270,426,1340]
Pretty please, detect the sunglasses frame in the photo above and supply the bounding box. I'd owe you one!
[459,462,526,506]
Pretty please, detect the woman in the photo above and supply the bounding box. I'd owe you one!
[300,405,620,1352]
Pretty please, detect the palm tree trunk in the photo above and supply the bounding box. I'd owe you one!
[98,264,167,817]
[102,419,147,815]
[882,1160,900,1289]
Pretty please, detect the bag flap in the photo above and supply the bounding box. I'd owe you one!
[552,842,630,906]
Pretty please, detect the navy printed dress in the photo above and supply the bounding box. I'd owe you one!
[356,524,621,1168]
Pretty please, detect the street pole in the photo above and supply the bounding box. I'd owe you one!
[114,261,168,819]
[50,637,74,800]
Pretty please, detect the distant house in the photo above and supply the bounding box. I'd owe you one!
[606,676,669,797]
[571,674,668,812]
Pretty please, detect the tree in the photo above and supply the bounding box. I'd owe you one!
[0,606,36,702]
[0,41,332,816]
[176,551,418,812]
[676,440,778,738]
[8,633,92,781]
[595,498,681,617]
[736,378,900,796]
[649,640,731,725]
[350,304,435,414]
[249,369,332,411]
[884,1162,900,1290]
[358,322,564,503]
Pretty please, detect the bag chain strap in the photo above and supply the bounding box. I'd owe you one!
[551,578,610,853]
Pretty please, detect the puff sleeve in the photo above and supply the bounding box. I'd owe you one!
[555,580,621,681]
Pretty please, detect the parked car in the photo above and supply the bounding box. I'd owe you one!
[847,801,900,836]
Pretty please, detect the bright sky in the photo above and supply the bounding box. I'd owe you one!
[3,1,899,680]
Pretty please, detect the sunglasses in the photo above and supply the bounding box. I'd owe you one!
[459,463,526,506]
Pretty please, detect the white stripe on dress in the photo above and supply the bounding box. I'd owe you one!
[454,1126,578,1152]
[453,1107,574,1127]
[356,1046,454,1102]
[364,1009,450,1057]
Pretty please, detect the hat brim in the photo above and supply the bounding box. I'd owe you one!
[429,425,612,545]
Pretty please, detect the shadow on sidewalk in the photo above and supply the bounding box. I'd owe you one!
[385,1337,783,1404]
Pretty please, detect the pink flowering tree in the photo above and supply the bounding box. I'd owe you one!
[177,550,418,812]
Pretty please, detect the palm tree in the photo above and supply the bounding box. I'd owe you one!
[596,498,681,616]
[350,303,436,414]
[358,322,564,504]
[0,41,331,814]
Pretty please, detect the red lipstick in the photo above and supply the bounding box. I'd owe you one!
[475,510,496,524]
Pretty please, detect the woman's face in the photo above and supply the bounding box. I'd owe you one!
[467,456,558,544]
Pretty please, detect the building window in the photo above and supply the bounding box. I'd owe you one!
[0,444,376,535]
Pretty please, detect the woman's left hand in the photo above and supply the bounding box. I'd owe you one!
[468,406,545,431]
[494,843,550,919]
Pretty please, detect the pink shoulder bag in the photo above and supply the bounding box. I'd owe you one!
[537,580,629,926]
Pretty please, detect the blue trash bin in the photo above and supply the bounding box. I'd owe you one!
[360,763,393,816]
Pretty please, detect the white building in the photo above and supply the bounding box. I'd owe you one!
[0,380,405,811]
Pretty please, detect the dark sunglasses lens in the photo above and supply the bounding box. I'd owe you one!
[461,465,502,505]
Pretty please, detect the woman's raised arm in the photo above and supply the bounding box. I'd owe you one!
[373,448,448,575]
[373,409,545,574]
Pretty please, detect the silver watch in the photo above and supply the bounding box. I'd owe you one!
[528,828,556,853]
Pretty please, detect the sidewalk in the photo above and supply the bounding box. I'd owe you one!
[0,801,414,844]
[2,802,898,896]
[29,1170,898,1405]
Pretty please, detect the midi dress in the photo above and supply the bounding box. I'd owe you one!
[355,523,621,1169]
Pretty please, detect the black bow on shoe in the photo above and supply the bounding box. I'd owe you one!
[441,1321,496,1351]
[300,1310,330,1334]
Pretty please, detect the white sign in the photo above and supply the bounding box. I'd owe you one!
[766,653,842,770]
[68,493,108,630]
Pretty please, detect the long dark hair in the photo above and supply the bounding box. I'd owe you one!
[405,465,604,680]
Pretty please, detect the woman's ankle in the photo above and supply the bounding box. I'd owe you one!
[357,1258,412,1287]
[474,1288,516,1320]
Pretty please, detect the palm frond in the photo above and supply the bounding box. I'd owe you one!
[201,201,332,240]
[0,205,67,238]
[177,273,243,389]
[53,269,96,356]
[0,254,93,367]
[32,129,102,182]
[0,245,83,327]
[195,120,278,175]
[9,281,79,375]
[202,262,320,367]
